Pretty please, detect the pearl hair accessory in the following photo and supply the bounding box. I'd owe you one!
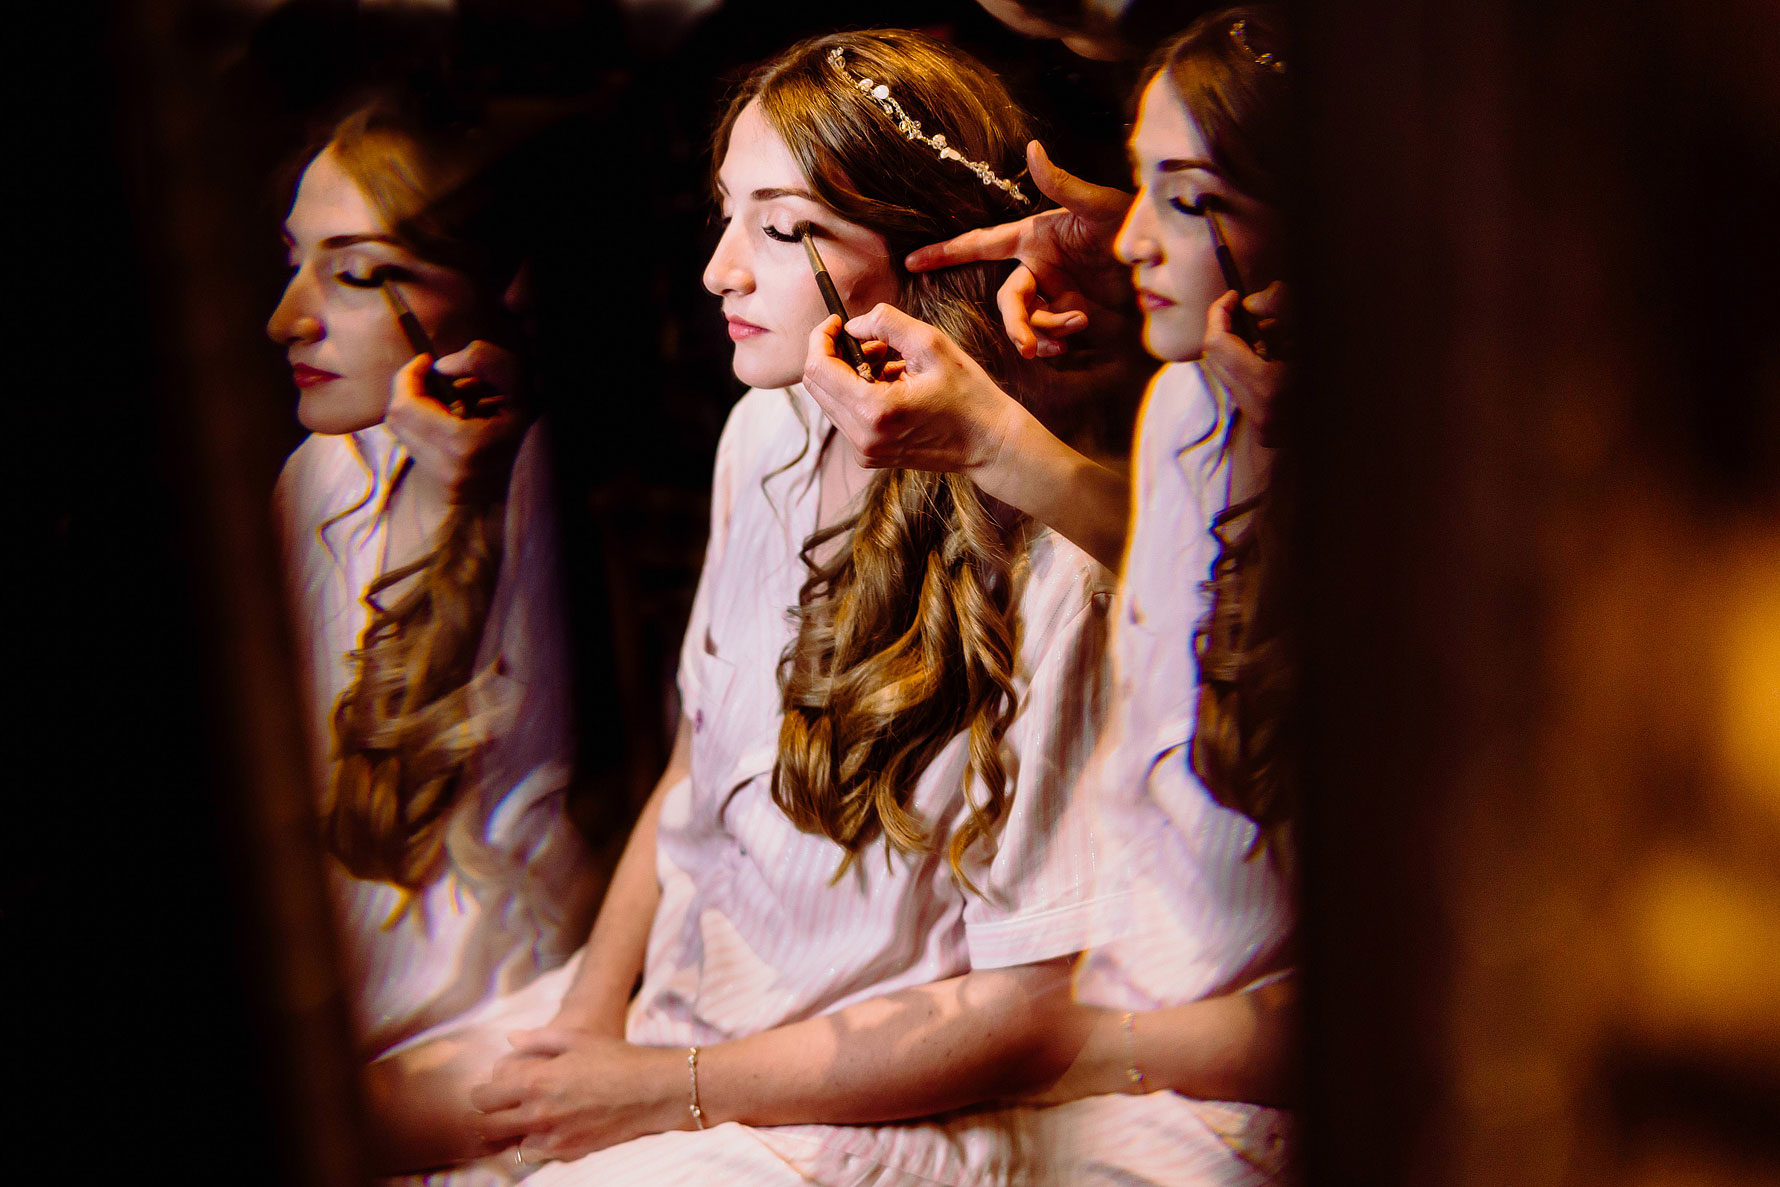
[1230,19,1287,74]
[826,47,1030,205]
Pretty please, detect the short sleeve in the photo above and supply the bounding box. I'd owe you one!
[961,546,1126,969]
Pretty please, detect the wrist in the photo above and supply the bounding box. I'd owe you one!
[684,1046,709,1132]
[553,988,629,1039]
[968,399,1044,502]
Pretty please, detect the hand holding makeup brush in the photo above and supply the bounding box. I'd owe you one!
[1201,281,1292,448]
[806,308,1129,570]
[387,340,528,505]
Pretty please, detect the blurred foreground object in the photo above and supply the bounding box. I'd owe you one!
[1296,0,1780,1183]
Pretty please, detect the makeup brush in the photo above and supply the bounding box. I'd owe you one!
[798,223,876,381]
[1191,195,1265,349]
[368,267,489,416]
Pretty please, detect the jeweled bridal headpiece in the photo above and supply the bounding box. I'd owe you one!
[826,47,1031,205]
[1230,19,1287,74]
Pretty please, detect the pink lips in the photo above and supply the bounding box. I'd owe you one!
[291,363,340,388]
[726,316,767,341]
[1135,289,1176,311]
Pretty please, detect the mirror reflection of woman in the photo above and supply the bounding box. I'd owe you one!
[269,94,599,1180]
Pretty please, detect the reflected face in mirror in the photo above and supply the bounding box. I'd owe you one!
[704,100,901,391]
[1116,75,1280,363]
[267,148,477,435]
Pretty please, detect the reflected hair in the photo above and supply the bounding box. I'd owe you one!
[1151,6,1300,873]
[713,30,1037,887]
[318,94,521,894]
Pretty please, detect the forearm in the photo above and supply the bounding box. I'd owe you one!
[975,406,1130,572]
[1033,979,1298,1107]
[554,719,687,1034]
[697,958,1088,1129]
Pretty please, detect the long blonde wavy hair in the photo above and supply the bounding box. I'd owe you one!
[714,31,1040,886]
[317,96,527,893]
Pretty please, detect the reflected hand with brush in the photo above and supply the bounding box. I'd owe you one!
[341,264,526,504]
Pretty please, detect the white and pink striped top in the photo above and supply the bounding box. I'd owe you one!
[276,425,594,1065]
[635,383,1119,1042]
[1063,362,1297,1185]
[574,384,1121,1183]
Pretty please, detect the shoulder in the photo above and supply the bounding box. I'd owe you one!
[708,386,817,493]
[276,431,349,486]
[1014,524,1116,663]
[273,432,353,527]
[1135,362,1221,460]
[503,421,554,508]
[717,386,809,457]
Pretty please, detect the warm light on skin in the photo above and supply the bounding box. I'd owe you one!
[267,149,479,435]
[704,100,903,391]
[1115,76,1280,363]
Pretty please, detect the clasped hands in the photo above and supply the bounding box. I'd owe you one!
[469,1020,688,1165]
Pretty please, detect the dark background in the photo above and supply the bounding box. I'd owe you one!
[11,1,1780,1183]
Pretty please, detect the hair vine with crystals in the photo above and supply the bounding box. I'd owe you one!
[1229,17,1287,73]
[826,46,1030,205]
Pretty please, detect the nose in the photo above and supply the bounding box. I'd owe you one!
[266,266,323,347]
[701,220,754,299]
[1114,189,1162,268]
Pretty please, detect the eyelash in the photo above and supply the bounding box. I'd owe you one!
[334,264,413,289]
[762,225,800,243]
[1169,195,1210,217]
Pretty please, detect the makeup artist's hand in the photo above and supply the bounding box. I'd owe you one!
[808,309,1133,569]
[386,340,527,504]
[1200,283,1292,442]
[471,1029,686,1164]
[805,310,1023,475]
[905,140,1133,359]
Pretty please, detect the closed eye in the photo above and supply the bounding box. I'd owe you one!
[334,263,414,289]
[1169,195,1209,217]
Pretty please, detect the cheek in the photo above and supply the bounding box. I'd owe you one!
[328,299,417,375]
[404,281,481,354]
[827,257,898,321]
[1163,230,1226,307]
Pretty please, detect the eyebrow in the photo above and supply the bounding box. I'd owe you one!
[751,186,820,203]
[280,229,404,249]
[1159,157,1220,175]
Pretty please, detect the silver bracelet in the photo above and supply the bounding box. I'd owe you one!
[1121,1011,1146,1093]
[687,1046,707,1130]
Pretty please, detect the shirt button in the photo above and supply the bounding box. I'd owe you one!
[695,709,705,732]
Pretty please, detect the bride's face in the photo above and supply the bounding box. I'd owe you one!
[267,148,478,434]
[704,100,902,390]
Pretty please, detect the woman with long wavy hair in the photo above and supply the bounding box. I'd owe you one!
[270,91,599,1179]
[442,29,1125,1186]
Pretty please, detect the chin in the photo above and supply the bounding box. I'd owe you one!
[1142,322,1204,365]
[297,391,387,436]
[730,349,802,391]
